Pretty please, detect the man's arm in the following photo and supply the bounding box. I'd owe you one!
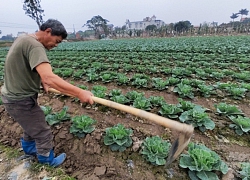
[36,62,94,104]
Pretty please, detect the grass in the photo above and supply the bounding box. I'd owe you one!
[0,144,22,176]
[29,163,76,180]
[0,143,75,180]
[0,144,21,159]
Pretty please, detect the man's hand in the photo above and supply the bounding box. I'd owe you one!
[78,90,94,105]
[41,81,50,93]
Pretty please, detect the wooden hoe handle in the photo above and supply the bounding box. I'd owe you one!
[48,88,193,133]
[92,96,192,132]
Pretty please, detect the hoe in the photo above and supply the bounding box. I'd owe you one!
[48,88,194,166]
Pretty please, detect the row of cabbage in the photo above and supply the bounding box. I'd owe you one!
[41,101,250,180]
[32,37,249,102]
[54,36,250,54]
[48,51,250,80]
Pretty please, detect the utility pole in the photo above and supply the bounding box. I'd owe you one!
[73,24,76,39]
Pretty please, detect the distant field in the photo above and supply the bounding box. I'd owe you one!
[0,41,12,47]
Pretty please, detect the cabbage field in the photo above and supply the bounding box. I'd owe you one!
[0,35,250,180]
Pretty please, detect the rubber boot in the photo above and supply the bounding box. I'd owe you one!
[37,149,66,167]
[20,138,37,156]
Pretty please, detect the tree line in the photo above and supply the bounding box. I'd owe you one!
[1,1,250,40]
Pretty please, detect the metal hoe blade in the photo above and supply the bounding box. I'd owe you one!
[165,125,194,166]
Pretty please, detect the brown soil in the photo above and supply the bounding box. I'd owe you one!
[0,81,249,180]
[0,42,13,47]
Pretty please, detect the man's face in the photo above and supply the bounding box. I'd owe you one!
[43,28,63,50]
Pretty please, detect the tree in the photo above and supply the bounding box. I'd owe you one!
[230,13,239,22]
[145,25,157,31]
[127,30,133,37]
[201,22,210,34]
[238,8,249,20]
[158,25,167,37]
[23,0,44,28]
[83,15,109,38]
[0,34,14,41]
[174,21,192,34]
[114,26,127,38]
[121,25,126,37]
[145,25,157,36]
[167,23,175,36]
[114,26,123,37]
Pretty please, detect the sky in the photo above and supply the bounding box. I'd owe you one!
[0,0,249,36]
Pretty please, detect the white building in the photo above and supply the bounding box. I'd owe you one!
[125,15,165,30]
[17,32,28,37]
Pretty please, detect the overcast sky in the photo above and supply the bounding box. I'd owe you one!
[0,0,249,36]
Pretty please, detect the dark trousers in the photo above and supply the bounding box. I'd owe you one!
[1,94,54,155]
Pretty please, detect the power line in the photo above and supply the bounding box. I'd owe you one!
[0,21,36,28]
[0,25,37,29]
[0,21,79,30]
[0,21,83,36]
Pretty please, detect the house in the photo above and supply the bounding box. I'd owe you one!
[17,32,28,37]
[125,15,165,30]
[240,17,249,22]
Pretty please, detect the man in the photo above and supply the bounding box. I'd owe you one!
[1,19,94,167]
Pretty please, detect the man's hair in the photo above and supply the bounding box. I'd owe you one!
[40,19,68,39]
